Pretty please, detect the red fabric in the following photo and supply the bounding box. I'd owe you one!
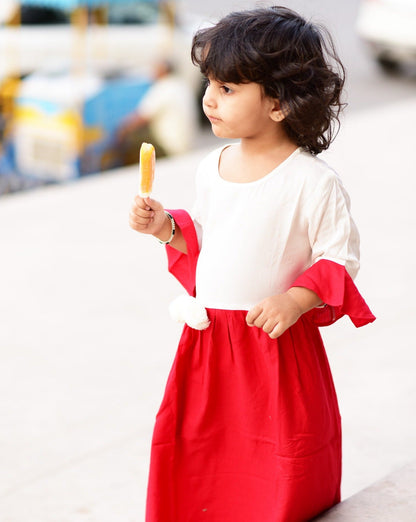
[146,310,341,522]
[291,259,376,327]
[165,209,199,297]
[147,212,375,520]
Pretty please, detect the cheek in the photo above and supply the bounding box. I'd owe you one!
[239,110,263,131]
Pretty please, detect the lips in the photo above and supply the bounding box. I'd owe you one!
[206,114,221,123]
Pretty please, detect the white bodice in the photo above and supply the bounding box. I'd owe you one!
[193,146,360,311]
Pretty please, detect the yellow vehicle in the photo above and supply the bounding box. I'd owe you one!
[12,70,152,180]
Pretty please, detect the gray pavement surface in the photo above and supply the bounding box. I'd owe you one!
[313,461,416,521]
[1,97,416,521]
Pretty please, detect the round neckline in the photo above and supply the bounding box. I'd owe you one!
[216,144,302,186]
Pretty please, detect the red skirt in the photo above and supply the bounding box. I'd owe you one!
[146,310,342,522]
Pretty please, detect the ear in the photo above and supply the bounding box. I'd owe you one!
[269,99,285,122]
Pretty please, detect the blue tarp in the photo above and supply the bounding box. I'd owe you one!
[20,0,158,9]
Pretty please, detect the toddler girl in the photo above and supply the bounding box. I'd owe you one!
[130,6,375,521]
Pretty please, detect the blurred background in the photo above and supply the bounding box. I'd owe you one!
[0,0,205,193]
[0,0,415,194]
[0,1,415,521]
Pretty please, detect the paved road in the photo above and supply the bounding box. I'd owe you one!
[1,96,415,521]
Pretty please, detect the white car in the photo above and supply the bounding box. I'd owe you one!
[356,0,416,71]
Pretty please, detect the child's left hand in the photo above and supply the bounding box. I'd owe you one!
[246,293,303,339]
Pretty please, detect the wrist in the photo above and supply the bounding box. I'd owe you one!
[154,211,176,244]
[286,287,322,314]
[285,289,304,316]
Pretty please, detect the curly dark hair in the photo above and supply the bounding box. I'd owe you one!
[191,6,346,155]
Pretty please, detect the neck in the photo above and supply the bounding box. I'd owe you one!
[241,116,295,150]
[219,128,298,184]
[239,126,297,162]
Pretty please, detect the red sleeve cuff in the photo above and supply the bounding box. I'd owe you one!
[291,259,376,327]
[165,209,199,297]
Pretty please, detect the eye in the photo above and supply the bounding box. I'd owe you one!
[221,85,233,94]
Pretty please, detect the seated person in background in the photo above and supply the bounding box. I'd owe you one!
[117,60,198,162]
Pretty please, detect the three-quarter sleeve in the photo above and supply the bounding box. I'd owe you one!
[307,174,360,279]
[291,259,375,327]
[165,210,200,297]
[292,174,375,327]
[163,158,208,295]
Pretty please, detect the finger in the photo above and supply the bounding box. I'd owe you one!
[134,195,149,209]
[129,216,146,230]
[130,214,152,227]
[254,312,271,329]
[129,212,153,227]
[130,206,155,221]
[144,197,163,212]
[129,218,142,231]
[269,322,286,339]
[262,319,276,335]
[246,308,260,326]
[129,208,150,222]
[131,205,154,219]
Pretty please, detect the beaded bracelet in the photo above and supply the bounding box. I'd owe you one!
[157,211,176,245]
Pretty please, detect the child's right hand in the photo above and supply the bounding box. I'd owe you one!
[129,196,166,237]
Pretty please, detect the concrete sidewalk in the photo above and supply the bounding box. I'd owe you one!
[314,461,416,521]
[1,98,415,521]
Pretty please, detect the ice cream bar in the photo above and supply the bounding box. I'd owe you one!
[139,142,155,197]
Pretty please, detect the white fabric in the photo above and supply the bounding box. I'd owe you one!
[138,75,197,156]
[169,295,210,330]
[193,146,360,311]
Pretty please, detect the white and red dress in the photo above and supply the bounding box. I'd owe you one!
[145,147,375,522]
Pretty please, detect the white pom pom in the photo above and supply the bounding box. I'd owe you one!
[169,295,210,330]
[169,295,189,323]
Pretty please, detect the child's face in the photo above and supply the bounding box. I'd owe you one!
[202,78,282,140]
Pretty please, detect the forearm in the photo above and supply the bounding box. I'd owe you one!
[286,286,322,314]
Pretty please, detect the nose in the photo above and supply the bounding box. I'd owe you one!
[203,83,216,109]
